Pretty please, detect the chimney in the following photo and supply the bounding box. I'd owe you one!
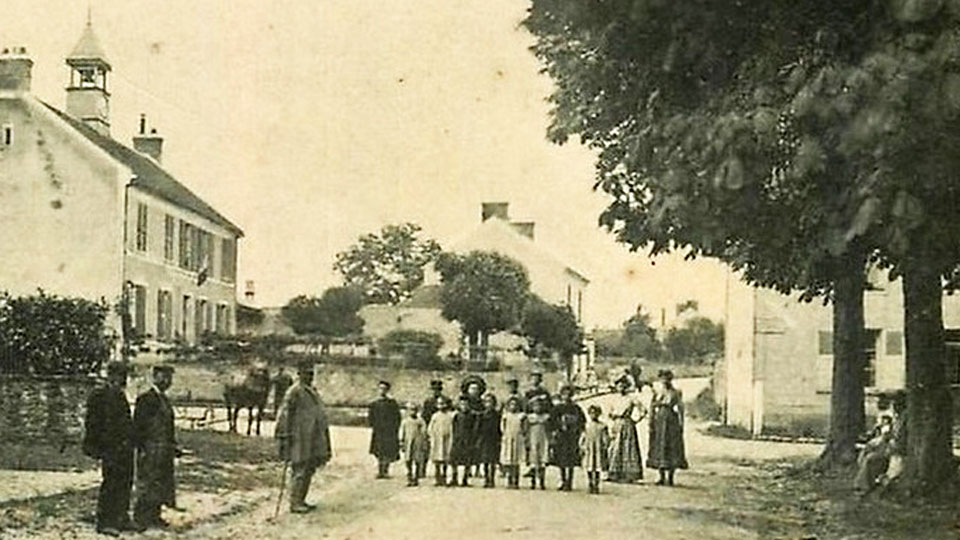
[510,221,535,240]
[132,114,164,163]
[481,202,509,222]
[0,47,33,93]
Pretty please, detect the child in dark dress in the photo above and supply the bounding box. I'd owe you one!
[476,394,502,488]
[449,396,477,487]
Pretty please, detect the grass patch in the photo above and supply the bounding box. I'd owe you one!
[0,442,97,472]
[703,423,753,440]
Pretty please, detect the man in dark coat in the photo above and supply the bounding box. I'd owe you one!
[133,365,180,530]
[83,362,134,536]
[276,360,332,513]
[501,377,525,413]
[524,369,551,413]
[421,379,446,426]
[368,380,401,479]
[272,367,294,415]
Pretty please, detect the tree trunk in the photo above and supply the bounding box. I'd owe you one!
[818,252,866,468]
[901,261,956,496]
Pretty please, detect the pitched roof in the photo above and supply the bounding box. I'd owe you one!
[68,23,110,66]
[43,102,243,236]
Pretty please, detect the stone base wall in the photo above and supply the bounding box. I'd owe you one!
[0,375,98,447]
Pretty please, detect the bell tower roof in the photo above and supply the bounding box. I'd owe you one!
[66,21,110,69]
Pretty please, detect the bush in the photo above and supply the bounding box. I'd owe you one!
[378,330,443,363]
[687,386,722,421]
[0,291,114,375]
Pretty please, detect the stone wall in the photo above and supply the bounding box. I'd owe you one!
[0,374,98,446]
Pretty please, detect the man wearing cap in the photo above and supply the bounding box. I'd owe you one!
[83,362,134,536]
[132,365,180,530]
[422,380,446,426]
[276,361,332,513]
[368,380,401,479]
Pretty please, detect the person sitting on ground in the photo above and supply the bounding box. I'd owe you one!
[854,414,894,495]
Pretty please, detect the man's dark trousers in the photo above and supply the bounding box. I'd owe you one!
[98,450,134,530]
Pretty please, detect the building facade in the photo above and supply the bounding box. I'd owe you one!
[720,269,960,436]
[0,24,242,346]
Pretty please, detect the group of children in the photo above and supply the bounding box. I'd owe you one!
[395,381,612,494]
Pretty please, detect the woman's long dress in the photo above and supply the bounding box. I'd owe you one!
[647,387,689,470]
[526,412,551,468]
[607,392,646,482]
[500,412,526,466]
[476,409,502,464]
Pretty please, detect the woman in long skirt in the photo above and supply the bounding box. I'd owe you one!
[648,370,688,485]
[607,374,646,483]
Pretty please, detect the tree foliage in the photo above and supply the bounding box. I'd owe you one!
[0,290,114,375]
[663,316,724,365]
[520,295,585,366]
[525,0,960,490]
[435,251,531,357]
[334,223,442,305]
[280,286,365,347]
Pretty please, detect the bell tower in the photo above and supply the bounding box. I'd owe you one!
[65,17,111,136]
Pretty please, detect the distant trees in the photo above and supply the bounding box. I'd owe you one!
[597,312,662,360]
[281,286,365,354]
[378,329,444,364]
[334,223,442,305]
[436,251,531,361]
[0,291,114,375]
[663,317,724,365]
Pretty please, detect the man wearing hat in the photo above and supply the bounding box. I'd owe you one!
[422,380,446,426]
[501,376,525,414]
[368,380,401,479]
[132,365,179,530]
[276,361,332,513]
[83,362,134,536]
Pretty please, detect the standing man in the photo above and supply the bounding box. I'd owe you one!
[368,380,401,479]
[276,360,332,513]
[272,366,294,415]
[421,379,445,425]
[83,362,134,536]
[132,365,180,530]
[524,368,551,413]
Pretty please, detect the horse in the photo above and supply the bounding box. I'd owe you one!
[223,364,271,436]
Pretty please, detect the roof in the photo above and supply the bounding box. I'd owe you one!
[452,217,589,284]
[67,23,110,67]
[400,284,442,308]
[43,102,243,236]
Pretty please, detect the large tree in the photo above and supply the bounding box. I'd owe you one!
[524,0,876,468]
[527,0,960,489]
[435,251,531,360]
[281,286,365,353]
[334,223,442,305]
[663,316,724,365]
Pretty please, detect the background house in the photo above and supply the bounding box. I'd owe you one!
[0,23,242,346]
[719,268,960,436]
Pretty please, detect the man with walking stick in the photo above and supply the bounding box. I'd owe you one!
[275,360,332,514]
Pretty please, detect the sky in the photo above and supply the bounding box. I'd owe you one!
[5,0,731,329]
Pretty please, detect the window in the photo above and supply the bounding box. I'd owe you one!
[195,299,207,340]
[864,329,881,387]
[2,124,12,146]
[885,330,904,356]
[157,290,172,341]
[818,331,833,355]
[130,284,146,334]
[181,295,191,340]
[216,304,228,334]
[205,302,213,333]
[179,221,191,269]
[221,238,236,283]
[577,291,583,322]
[135,203,148,252]
[164,215,175,262]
